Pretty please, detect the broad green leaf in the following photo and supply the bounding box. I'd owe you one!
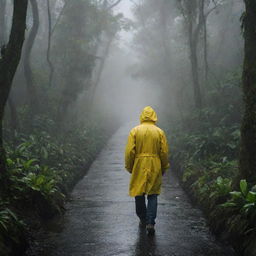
[23,159,38,169]
[251,185,256,192]
[31,186,40,191]
[240,179,248,196]
[221,202,237,208]
[246,191,256,203]
[36,175,45,186]
[230,191,243,200]
[6,158,14,166]
[243,203,255,210]
[216,176,223,185]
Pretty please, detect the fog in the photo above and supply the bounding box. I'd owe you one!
[94,41,165,121]
[86,1,164,124]
[0,0,243,130]
[88,0,244,125]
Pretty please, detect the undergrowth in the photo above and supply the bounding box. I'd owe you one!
[0,113,114,254]
[166,71,256,255]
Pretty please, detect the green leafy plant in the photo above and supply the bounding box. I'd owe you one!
[210,176,232,199]
[222,180,256,220]
[0,205,25,235]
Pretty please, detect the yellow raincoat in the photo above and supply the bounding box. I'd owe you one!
[125,106,170,197]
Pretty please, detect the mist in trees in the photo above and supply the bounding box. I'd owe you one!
[1,0,244,136]
[1,0,256,255]
[0,0,246,207]
[0,0,246,204]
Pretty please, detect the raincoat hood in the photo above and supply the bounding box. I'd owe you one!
[140,106,158,124]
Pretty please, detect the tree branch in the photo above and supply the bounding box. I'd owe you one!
[51,0,71,35]
[106,0,122,10]
[205,4,218,18]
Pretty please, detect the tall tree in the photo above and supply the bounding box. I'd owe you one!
[178,0,203,109]
[239,0,256,182]
[178,0,218,109]
[200,0,208,87]
[46,0,72,88]
[0,0,28,179]
[46,0,54,87]
[0,1,20,137]
[55,0,122,121]
[0,0,6,45]
[90,32,115,109]
[159,0,173,87]
[23,0,39,111]
[89,0,122,108]
[55,0,96,122]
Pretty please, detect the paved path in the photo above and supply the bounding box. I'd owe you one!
[27,124,236,256]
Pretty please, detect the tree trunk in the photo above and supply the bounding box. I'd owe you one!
[0,0,28,183]
[89,0,121,110]
[0,0,6,45]
[8,96,19,135]
[45,0,71,88]
[0,109,4,180]
[200,0,208,87]
[46,0,54,87]
[188,10,202,109]
[57,74,73,125]
[239,0,256,182]
[90,34,114,109]
[160,0,172,77]
[24,0,39,111]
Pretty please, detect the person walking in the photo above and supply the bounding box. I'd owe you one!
[125,106,170,235]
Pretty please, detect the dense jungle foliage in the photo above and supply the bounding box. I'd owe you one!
[167,71,256,255]
[0,113,112,255]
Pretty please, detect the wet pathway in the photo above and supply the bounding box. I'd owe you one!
[27,124,236,256]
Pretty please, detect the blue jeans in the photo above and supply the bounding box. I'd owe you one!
[135,194,158,225]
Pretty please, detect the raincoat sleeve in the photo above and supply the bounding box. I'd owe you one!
[160,131,170,173]
[125,129,136,173]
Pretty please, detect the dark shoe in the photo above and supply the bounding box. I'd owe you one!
[139,219,146,228]
[146,224,155,236]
